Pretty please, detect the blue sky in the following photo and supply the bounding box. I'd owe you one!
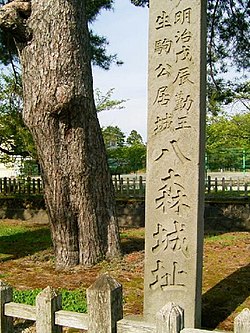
[91,0,149,142]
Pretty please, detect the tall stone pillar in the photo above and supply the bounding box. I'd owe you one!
[144,0,207,328]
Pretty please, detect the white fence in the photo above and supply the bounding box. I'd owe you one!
[206,176,250,195]
[1,175,250,198]
[1,276,249,333]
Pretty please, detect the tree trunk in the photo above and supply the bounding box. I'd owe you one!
[0,0,121,268]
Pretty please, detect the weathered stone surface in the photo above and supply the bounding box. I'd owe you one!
[144,0,206,328]
[156,302,184,333]
[87,274,123,333]
[36,286,62,333]
[0,281,13,333]
[234,308,250,333]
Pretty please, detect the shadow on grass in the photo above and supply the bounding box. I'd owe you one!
[121,237,145,254]
[202,263,250,329]
[0,227,52,261]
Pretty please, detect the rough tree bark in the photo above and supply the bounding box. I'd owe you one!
[0,0,121,268]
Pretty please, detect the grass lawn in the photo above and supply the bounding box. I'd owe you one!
[0,219,249,332]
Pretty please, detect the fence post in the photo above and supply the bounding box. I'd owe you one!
[234,308,250,333]
[244,183,248,198]
[3,178,7,195]
[0,281,13,333]
[120,177,124,195]
[27,177,31,195]
[139,176,143,196]
[126,177,130,195]
[215,177,218,192]
[156,302,184,333]
[222,177,226,192]
[207,175,211,193]
[32,178,36,194]
[36,286,62,333]
[87,274,123,333]
[229,177,233,192]
[37,178,41,193]
[114,176,118,194]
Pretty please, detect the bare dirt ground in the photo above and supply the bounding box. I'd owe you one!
[0,219,249,332]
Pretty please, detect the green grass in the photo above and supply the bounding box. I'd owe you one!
[204,232,249,246]
[13,288,87,313]
[0,223,52,260]
[206,190,249,199]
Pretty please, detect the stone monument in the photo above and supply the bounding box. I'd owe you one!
[144,0,207,328]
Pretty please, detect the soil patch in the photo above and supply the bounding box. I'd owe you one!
[0,219,249,332]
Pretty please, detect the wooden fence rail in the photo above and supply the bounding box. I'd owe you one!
[206,176,250,196]
[1,276,249,333]
[0,176,249,197]
[0,177,43,196]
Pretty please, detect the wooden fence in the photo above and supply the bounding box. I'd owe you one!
[0,177,43,196]
[206,176,250,196]
[1,275,249,333]
[0,176,146,198]
[0,176,249,197]
[112,176,146,198]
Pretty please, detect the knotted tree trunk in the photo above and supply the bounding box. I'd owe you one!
[0,0,121,268]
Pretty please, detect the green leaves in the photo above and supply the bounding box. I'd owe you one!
[206,112,250,171]
[13,288,87,313]
[206,0,250,114]
[0,72,36,164]
[102,126,146,174]
[130,0,149,7]
[95,88,126,112]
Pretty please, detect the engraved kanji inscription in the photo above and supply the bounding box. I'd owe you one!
[173,67,194,86]
[152,221,190,258]
[153,140,191,163]
[155,63,172,78]
[156,11,172,30]
[175,29,192,43]
[155,39,173,55]
[176,45,192,62]
[155,169,190,214]
[174,91,193,112]
[154,86,171,106]
[154,148,169,161]
[154,113,173,135]
[150,260,187,290]
[174,8,191,25]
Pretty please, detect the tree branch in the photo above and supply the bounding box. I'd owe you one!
[0,0,32,43]
[208,0,220,89]
[0,144,30,157]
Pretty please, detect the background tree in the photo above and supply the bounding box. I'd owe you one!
[131,0,250,115]
[95,88,126,112]
[206,112,250,171]
[102,125,126,148]
[0,0,122,70]
[0,76,126,170]
[126,129,143,146]
[0,72,36,164]
[0,0,121,268]
[102,127,146,174]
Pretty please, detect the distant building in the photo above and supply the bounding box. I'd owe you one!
[0,163,19,178]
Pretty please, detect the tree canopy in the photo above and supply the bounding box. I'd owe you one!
[0,72,36,164]
[206,112,250,171]
[0,72,126,166]
[0,0,122,268]
[102,126,146,174]
[0,0,122,70]
[0,0,249,172]
[131,0,250,114]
